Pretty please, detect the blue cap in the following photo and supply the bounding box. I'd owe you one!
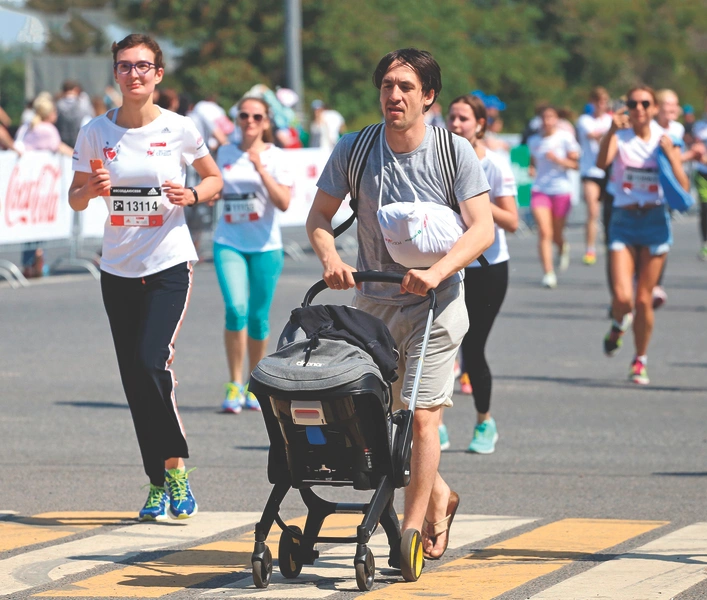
[684,104,694,115]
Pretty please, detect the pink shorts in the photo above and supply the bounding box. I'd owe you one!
[531,191,572,219]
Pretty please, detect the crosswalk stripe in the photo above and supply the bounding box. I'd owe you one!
[361,518,668,600]
[203,514,536,598]
[0,511,259,597]
[0,512,134,553]
[529,522,707,599]
[33,514,359,598]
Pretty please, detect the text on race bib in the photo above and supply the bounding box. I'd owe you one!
[109,186,166,227]
[223,192,265,223]
[622,167,659,194]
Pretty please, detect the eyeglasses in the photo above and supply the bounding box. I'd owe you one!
[238,112,265,122]
[626,100,651,110]
[114,61,157,76]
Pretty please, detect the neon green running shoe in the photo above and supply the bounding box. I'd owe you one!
[138,483,168,522]
[165,467,198,519]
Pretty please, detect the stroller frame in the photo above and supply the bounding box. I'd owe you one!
[249,272,437,591]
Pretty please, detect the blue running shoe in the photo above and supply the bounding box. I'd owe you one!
[439,424,450,451]
[165,468,198,519]
[467,418,499,454]
[243,383,261,411]
[221,382,243,414]
[138,483,169,522]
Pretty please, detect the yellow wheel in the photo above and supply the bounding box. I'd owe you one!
[400,529,424,582]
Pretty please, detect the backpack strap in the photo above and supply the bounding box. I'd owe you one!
[432,126,489,267]
[333,123,383,238]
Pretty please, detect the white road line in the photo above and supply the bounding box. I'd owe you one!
[530,522,707,599]
[0,512,259,597]
[203,514,537,598]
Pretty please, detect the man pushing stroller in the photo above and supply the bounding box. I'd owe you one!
[306,48,493,561]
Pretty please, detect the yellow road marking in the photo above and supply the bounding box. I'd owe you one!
[0,512,134,553]
[35,513,364,597]
[363,518,668,600]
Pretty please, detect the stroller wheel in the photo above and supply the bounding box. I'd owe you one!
[400,529,424,582]
[279,525,304,578]
[252,545,273,588]
[354,546,376,591]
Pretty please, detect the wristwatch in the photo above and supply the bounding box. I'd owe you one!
[188,186,199,206]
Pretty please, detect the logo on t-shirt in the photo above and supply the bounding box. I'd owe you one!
[161,127,171,134]
[103,145,118,163]
[147,188,159,196]
[150,142,167,147]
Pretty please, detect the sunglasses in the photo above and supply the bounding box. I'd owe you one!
[238,112,265,122]
[114,61,156,75]
[626,100,651,110]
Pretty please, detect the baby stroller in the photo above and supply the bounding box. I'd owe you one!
[247,271,437,591]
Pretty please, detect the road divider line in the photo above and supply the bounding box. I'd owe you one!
[0,511,259,597]
[361,518,667,600]
[530,521,707,599]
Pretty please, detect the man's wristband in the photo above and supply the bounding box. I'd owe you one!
[188,186,199,206]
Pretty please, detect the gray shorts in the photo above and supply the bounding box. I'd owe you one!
[353,282,468,411]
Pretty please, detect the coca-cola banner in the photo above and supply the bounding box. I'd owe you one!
[0,150,73,244]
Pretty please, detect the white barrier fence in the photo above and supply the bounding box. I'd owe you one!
[0,148,342,287]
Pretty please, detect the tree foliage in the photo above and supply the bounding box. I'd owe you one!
[24,0,707,130]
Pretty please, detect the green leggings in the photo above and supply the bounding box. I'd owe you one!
[213,243,284,340]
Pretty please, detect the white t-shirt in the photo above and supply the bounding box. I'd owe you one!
[528,129,580,195]
[606,120,664,208]
[692,118,707,174]
[468,149,516,268]
[576,113,612,178]
[213,144,294,253]
[73,108,208,277]
[656,119,685,144]
[188,100,235,151]
[310,110,345,152]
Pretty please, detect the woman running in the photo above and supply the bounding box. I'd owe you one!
[69,34,223,520]
[596,85,688,384]
[528,106,580,288]
[214,96,293,413]
[440,95,518,454]
[576,87,612,266]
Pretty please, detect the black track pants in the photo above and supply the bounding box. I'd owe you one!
[460,261,509,415]
[101,262,192,486]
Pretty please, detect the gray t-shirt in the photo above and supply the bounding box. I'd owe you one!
[317,124,490,305]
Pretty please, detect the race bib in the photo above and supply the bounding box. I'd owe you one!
[223,192,265,223]
[109,186,166,227]
[622,167,659,194]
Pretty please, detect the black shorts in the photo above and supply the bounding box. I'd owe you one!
[581,176,605,186]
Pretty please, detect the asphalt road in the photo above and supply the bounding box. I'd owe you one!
[1,215,706,599]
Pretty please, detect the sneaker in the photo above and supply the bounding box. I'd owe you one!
[559,243,571,271]
[582,251,597,266]
[165,468,198,519]
[242,383,261,411]
[699,245,707,262]
[541,271,557,289]
[221,382,243,414]
[603,313,633,357]
[459,372,472,395]
[138,483,169,522]
[467,418,498,454]
[629,358,650,385]
[439,424,450,451]
[652,286,667,310]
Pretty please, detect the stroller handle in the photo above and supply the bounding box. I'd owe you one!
[302,270,437,310]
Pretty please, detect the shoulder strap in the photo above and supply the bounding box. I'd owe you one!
[333,123,383,238]
[432,126,489,267]
[432,126,458,210]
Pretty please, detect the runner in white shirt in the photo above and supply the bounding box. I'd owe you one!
[68,34,222,522]
[576,87,612,266]
[214,97,293,414]
[440,94,518,455]
[527,106,580,288]
[596,85,688,385]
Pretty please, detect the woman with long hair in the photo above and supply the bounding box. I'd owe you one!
[439,95,518,454]
[596,85,688,384]
[69,33,223,520]
[213,96,293,413]
[528,106,580,288]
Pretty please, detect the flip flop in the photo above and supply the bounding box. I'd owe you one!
[421,490,460,560]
